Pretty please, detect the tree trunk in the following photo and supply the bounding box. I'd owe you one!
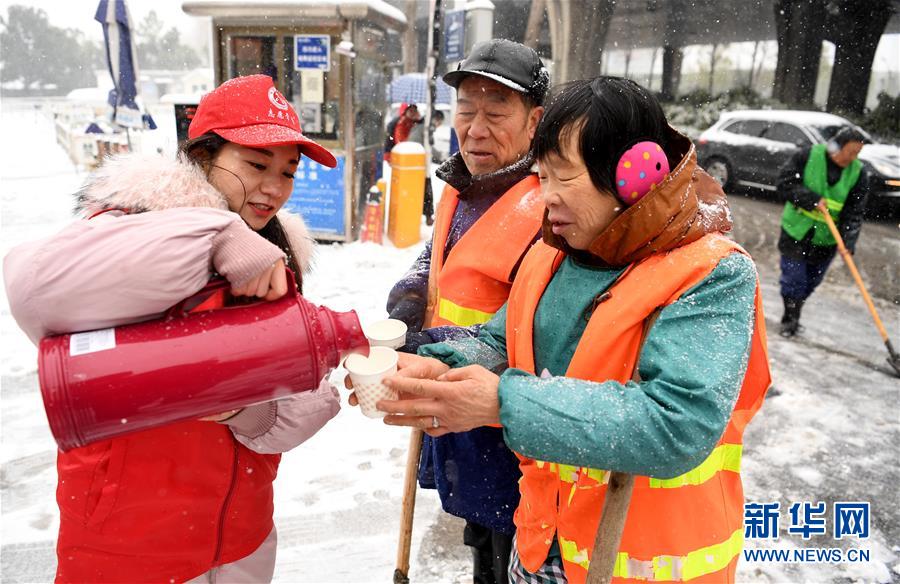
[708,43,718,94]
[826,0,894,114]
[545,0,560,80]
[660,0,687,101]
[748,40,760,88]
[648,46,659,91]
[773,0,826,107]
[403,0,419,73]
[524,0,545,49]
[772,0,792,101]
[754,42,769,94]
[566,0,616,81]
[661,45,683,101]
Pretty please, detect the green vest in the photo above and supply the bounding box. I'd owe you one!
[781,143,861,247]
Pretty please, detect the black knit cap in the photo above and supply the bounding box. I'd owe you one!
[443,39,550,106]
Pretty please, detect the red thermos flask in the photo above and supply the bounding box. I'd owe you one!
[38,275,368,451]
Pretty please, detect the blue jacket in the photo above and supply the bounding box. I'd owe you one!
[386,152,537,533]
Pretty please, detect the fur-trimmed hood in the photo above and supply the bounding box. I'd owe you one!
[74,153,315,273]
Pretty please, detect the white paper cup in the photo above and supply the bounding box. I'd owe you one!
[345,346,399,418]
[364,318,408,349]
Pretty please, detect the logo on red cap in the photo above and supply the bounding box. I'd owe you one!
[187,75,337,168]
[268,87,289,111]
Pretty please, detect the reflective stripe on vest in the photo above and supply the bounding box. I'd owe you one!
[537,462,609,485]
[425,175,544,328]
[539,444,740,491]
[610,528,743,581]
[648,443,742,488]
[437,297,495,327]
[796,197,845,222]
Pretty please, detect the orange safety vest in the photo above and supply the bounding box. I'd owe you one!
[425,174,544,327]
[506,234,771,584]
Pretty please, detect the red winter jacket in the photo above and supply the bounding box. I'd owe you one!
[384,103,422,162]
[55,422,281,582]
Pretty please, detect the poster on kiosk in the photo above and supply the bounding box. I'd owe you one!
[283,34,346,237]
[283,156,347,237]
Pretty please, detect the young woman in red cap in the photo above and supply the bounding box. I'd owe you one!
[4,75,340,583]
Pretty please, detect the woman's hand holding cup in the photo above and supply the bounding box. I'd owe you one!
[345,352,449,409]
[379,365,501,436]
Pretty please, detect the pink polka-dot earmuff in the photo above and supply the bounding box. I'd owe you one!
[614,141,669,205]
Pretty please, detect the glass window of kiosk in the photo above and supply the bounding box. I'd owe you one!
[226,34,341,142]
[353,58,386,149]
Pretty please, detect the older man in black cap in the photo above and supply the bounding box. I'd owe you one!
[385,40,549,583]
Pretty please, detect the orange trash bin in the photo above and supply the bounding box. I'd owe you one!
[388,142,426,248]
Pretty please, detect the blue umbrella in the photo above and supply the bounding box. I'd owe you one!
[95,0,154,130]
[389,73,452,105]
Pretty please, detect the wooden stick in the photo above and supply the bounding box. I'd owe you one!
[819,210,892,343]
[394,428,424,584]
[584,310,659,583]
[585,471,636,584]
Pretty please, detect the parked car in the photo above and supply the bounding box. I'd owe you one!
[697,110,900,216]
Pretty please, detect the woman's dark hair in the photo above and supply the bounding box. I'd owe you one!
[533,76,669,195]
[179,133,305,291]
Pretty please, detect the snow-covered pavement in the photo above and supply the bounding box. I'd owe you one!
[2,105,898,583]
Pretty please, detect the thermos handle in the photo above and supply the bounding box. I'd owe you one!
[164,268,299,318]
[165,278,231,318]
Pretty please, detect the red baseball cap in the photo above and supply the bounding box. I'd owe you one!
[188,75,337,168]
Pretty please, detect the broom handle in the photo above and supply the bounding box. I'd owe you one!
[585,309,659,583]
[585,472,636,584]
[396,428,424,580]
[819,209,892,343]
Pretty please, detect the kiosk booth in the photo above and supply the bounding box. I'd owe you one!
[182,1,407,241]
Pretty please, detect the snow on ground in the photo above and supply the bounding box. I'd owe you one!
[2,105,899,583]
[0,105,470,583]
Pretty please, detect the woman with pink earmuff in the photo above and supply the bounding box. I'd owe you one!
[363,76,772,583]
[3,75,341,583]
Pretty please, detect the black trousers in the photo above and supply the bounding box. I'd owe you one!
[779,253,835,301]
[423,177,434,219]
[464,521,513,584]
